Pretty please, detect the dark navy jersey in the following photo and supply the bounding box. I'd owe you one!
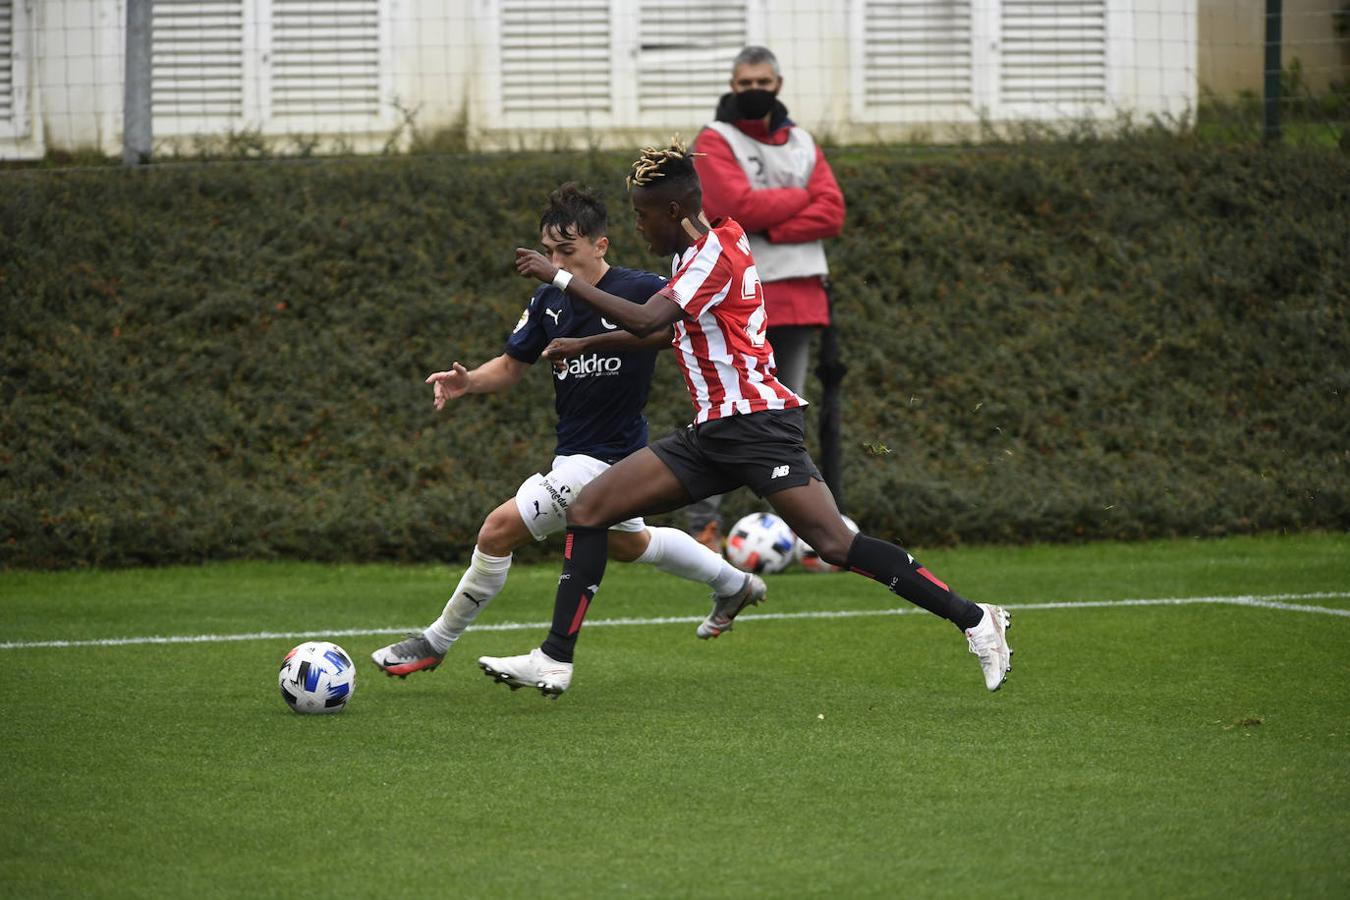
[503,266,666,464]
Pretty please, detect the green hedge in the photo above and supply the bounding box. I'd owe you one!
[1,139,1346,568]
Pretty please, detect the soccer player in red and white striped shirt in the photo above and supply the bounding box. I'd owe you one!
[662,196,803,423]
[478,141,1012,697]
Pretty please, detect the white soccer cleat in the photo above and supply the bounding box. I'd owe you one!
[965,603,1013,691]
[697,573,767,639]
[477,648,574,699]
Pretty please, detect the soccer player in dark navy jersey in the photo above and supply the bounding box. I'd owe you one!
[505,262,660,465]
[372,184,762,678]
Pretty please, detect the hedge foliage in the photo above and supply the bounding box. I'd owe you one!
[2,139,1346,568]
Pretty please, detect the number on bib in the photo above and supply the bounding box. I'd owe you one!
[741,266,767,347]
[745,304,767,347]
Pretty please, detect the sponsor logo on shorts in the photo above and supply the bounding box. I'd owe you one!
[541,480,573,510]
[555,353,623,381]
[770,465,790,479]
[545,308,562,325]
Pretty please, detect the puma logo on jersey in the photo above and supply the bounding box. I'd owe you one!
[545,308,562,325]
[771,465,790,479]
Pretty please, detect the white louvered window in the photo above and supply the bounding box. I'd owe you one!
[852,0,1115,123]
[486,0,759,129]
[152,1,245,123]
[860,0,972,109]
[499,0,612,115]
[271,0,383,119]
[0,0,32,140]
[152,0,390,136]
[636,1,749,114]
[0,0,14,128]
[1000,0,1106,105]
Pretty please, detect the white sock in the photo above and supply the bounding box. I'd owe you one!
[424,547,513,653]
[635,526,746,597]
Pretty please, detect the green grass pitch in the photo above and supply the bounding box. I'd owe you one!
[2,533,1347,898]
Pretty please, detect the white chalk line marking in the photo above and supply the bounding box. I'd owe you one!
[1,591,1347,651]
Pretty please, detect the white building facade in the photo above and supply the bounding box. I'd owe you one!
[2,0,1198,160]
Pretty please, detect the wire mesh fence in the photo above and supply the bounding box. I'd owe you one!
[1197,1,1348,147]
[0,0,1345,163]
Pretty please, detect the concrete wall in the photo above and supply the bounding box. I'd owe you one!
[1198,0,1348,96]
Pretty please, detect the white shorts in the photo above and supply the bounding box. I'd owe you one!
[514,454,646,542]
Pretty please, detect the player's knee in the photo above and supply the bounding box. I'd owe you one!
[564,506,605,530]
[564,493,607,530]
[607,529,649,563]
[812,530,855,567]
[477,509,519,556]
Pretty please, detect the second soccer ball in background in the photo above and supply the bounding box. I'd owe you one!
[725,512,798,574]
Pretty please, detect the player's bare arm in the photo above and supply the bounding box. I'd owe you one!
[425,354,529,410]
[542,326,675,364]
[515,248,683,337]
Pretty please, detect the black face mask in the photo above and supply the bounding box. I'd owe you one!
[734,89,777,120]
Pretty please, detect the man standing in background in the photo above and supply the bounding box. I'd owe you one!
[686,45,847,552]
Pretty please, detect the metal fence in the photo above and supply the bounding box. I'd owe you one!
[1,0,1345,163]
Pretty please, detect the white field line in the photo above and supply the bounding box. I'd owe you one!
[2,591,1347,651]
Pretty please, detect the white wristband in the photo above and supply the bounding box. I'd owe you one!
[552,269,573,292]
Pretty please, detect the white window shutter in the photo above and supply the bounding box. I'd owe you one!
[862,0,974,109]
[636,1,748,114]
[152,0,246,121]
[0,0,30,143]
[999,1,1107,105]
[499,0,612,114]
[0,0,13,126]
[270,0,382,119]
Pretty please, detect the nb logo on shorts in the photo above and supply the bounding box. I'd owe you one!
[770,465,790,479]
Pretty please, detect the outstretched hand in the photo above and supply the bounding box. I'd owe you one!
[425,362,470,410]
[542,337,586,371]
[515,247,558,284]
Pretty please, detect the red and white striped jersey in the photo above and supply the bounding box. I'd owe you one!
[657,217,806,423]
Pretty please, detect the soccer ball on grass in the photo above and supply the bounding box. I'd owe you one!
[725,512,798,574]
[278,641,356,714]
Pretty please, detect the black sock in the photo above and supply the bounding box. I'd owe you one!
[539,526,609,664]
[845,533,984,630]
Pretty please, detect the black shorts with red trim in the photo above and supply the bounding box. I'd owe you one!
[649,407,823,501]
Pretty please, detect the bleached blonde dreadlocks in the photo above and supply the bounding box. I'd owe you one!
[626,137,704,189]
